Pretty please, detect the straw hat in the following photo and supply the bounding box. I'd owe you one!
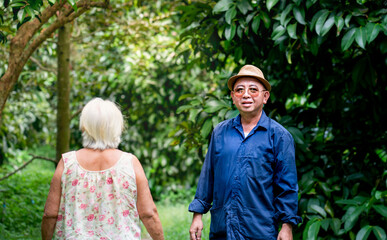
[227,65,271,92]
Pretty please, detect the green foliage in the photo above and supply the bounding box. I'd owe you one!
[175,0,387,239]
[0,148,55,239]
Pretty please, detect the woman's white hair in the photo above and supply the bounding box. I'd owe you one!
[79,98,124,150]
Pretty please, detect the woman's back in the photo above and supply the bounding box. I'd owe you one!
[53,150,141,239]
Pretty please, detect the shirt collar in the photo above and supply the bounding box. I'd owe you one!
[232,110,269,131]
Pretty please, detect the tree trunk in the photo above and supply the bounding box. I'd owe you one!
[56,23,72,162]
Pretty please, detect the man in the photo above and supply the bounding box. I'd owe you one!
[188,65,302,240]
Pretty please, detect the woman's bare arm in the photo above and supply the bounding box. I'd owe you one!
[132,155,164,240]
[41,158,63,240]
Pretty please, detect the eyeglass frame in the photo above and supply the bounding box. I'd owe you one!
[232,87,267,98]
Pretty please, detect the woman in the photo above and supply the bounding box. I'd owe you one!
[42,98,164,239]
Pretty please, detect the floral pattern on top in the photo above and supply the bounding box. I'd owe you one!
[53,151,141,240]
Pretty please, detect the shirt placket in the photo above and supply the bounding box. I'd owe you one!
[229,129,248,236]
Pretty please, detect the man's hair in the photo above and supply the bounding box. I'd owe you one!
[79,98,124,150]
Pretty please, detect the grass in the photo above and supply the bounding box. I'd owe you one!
[142,203,211,240]
[0,148,211,240]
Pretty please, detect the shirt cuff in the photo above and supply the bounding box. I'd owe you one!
[275,212,303,226]
[188,198,212,214]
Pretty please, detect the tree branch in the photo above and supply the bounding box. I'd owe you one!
[29,56,57,74]
[0,155,56,182]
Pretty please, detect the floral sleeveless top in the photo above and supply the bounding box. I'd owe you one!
[53,151,141,240]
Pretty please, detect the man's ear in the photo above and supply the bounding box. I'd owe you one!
[263,91,270,104]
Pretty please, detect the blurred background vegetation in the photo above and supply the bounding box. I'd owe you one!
[0,0,386,239]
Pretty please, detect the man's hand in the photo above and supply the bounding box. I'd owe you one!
[189,213,203,240]
[277,223,293,240]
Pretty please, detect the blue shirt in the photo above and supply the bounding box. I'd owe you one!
[189,111,302,240]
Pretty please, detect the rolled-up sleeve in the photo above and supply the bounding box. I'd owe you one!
[273,131,302,225]
[188,131,216,214]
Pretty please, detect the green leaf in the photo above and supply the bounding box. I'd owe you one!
[335,15,345,35]
[341,28,356,51]
[308,220,321,240]
[237,0,252,15]
[204,100,229,113]
[188,109,200,122]
[176,105,193,114]
[213,0,233,13]
[266,0,279,11]
[271,25,286,40]
[17,9,25,23]
[306,0,317,9]
[356,225,373,240]
[355,27,367,49]
[287,126,304,145]
[287,22,297,39]
[373,205,387,218]
[310,204,327,218]
[260,11,271,29]
[344,205,366,232]
[225,23,236,40]
[320,13,335,36]
[373,226,387,240]
[225,7,237,24]
[330,218,341,235]
[280,4,293,26]
[366,22,381,43]
[251,16,260,34]
[9,1,27,7]
[293,6,306,25]
[200,118,213,138]
[311,9,328,30]
[315,11,330,35]
[24,5,35,19]
[67,0,77,11]
[320,219,330,231]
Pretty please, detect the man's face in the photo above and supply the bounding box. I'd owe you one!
[231,77,270,116]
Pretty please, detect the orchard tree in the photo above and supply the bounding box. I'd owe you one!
[0,0,110,120]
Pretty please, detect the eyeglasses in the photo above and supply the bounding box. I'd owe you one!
[233,87,266,97]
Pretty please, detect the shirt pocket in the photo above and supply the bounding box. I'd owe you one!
[244,155,273,181]
[240,206,276,239]
[209,206,227,237]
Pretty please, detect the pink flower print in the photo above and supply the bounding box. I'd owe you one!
[71,196,75,202]
[57,215,63,221]
[65,169,72,175]
[66,219,73,227]
[123,181,129,189]
[100,238,107,240]
[111,169,116,175]
[88,230,94,236]
[83,181,89,188]
[134,211,139,218]
[108,194,114,200]
[75,228,80,233]
[72,179,78,186]
[63,157,68,163]
[106,177,113,185]
[134,232,140,238]
[57,231,63,237]
[96,192,102,198]
[80,172,85,178]
[122,210,130,217]
[90,186,96,193]
[80,204,87,209]
[94,205,99,212]
[107,217,114,224]
[99,215,105,221]
[87,214,95,221]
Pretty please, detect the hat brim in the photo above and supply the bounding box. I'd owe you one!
[227,75,271,92]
